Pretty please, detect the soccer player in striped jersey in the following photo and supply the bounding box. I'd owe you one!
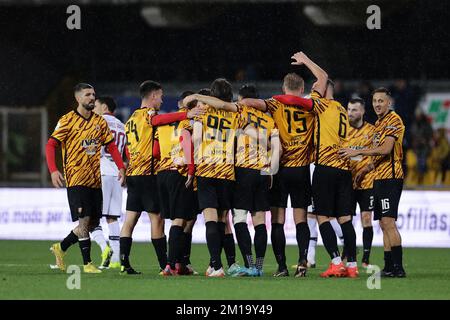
[186,88,239,276]
[191,79,245,277]
[346,98,376,267]
[154,91,200,276]
[339,87,406,277]
[274,51,359,278]
[46,83,126,273]
[91,96,126,269]
[240,73,315,278]
[120,81,204,275]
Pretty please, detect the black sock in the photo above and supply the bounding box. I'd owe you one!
[205,221,222,270]
[78,238,91,265]
[391,245,403,269]
[271,223,286,270]
[295,222,310,264]
[340,221,357,263]
[341,245,347,260]
[61,231,78,252]
[254,224,267,270]
[362,226,374,262]
[183,232,192,265]
[234,222,253,268]
[120,237,132,268]
[152,236,168,270]
[319,222,340,260]
[223,234,236,267]
[384,251,393,271]
[168,226,184,269]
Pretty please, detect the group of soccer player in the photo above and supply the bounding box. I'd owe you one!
[46,51,407,279]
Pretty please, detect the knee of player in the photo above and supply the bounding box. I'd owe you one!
[361,213,373,227]
[232,210,248,225]
[337,215,351,225]
[380,218,395,230]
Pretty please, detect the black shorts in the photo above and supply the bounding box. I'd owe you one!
[312,165,353,217]
[67,186,102,222]
[234,167,271,212]
[269,166,311,209]
[373,179,403,221]
[197,176,234,212]
[126,175,160,213]
[351,189,374,215]
[157,170,197,221]
[192,191,200,216]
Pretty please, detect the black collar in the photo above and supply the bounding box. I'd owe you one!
[75,109,93,121]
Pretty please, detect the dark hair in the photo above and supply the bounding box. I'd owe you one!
[96,96,117,113]
[238,84,259,99]
[210,78,233,102]
[372,87,391,97]
[74,83,93,93]
[180,90,195,101]
[283,73,304,91]
[139,80,162,99]
[198,88,211,96]
[349,97,365,107]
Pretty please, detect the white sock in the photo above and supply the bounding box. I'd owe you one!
[347,261,357,268]
[91,226,107,252]
[330,219,344,244]
[307,217,318,264]
[331,256,342,265]
[108,221,120,263]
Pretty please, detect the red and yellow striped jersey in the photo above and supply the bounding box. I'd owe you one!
[125,107,159,176]
[51,110,113,188]
[347,122,376,190]
[373,110,405,180]
[311,91,350,170]
[194,106,244,180]
[235,105,276,171]
[156,109,192,176]
[265,98,314,167]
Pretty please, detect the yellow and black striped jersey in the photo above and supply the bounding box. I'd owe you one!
[157,109,192,176]
[194,105,244,180]
[51,110,113,188]
[265,98,314,167]
[125,107,159,176]
[347,122,376,190]
[311,91,350,170]
[235,105,276,171]
[373,110,405,180]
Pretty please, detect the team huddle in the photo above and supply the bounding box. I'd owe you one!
[46,51,406,278]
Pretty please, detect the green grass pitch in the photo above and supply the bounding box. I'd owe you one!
[0,240,449,300]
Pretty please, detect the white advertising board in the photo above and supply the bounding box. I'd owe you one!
[0,188,449,248]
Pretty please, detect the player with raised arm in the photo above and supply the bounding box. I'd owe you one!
[339,87,406,277]
[46,83,125,273]
[274,52,359,278]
